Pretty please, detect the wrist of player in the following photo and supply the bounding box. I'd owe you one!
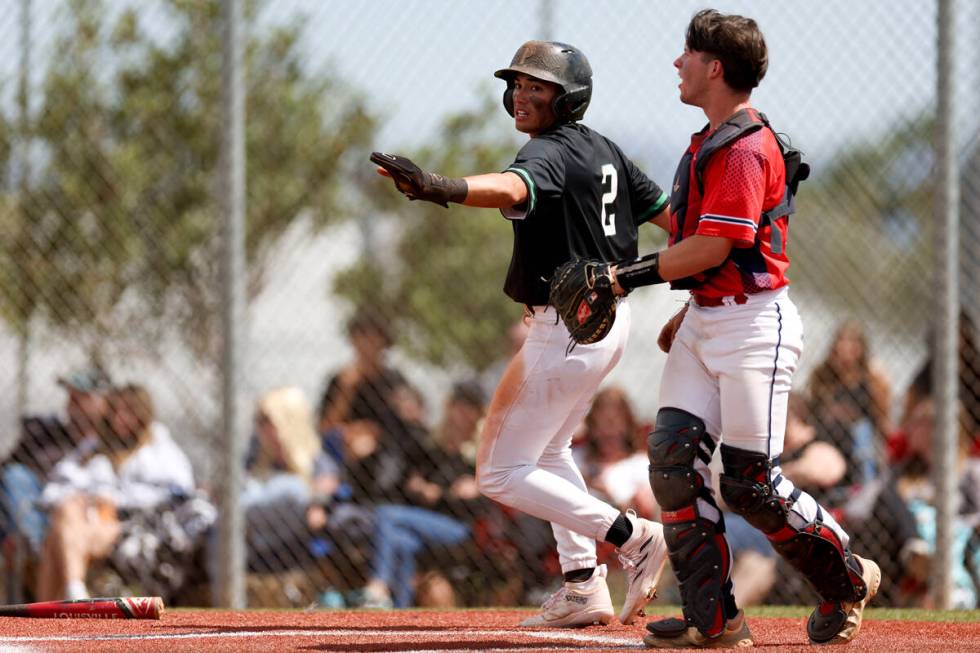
[613,251,666,291]
[419,171,468,207]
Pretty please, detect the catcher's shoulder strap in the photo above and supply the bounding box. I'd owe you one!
[670,108,810,290]
[693,108,810,226]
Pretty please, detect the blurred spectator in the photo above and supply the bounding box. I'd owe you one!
[317,309,423,503]
[573,387,656,519]
[0,417,73,557]
[35,384,211,603]
[323,365,468,608]
[357,382,477,609]
[58,368,114,445]
[889,397,980,608]
[0,368,111,600]
[807,320,893,486]
[899,310,980,454]
[318,308,405,436]
[404,380,486,518]
[243,386,371,576]
[337,387,431,506]
[247,387,336,566]
[400,380,494,606]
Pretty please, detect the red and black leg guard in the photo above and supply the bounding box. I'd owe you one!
[719,444,868,603]
[647,409,737,638]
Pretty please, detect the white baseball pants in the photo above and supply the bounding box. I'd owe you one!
[477,302,631,573]
[659,287,849,545]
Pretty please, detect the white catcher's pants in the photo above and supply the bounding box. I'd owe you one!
[477,302,631,573]
[659,287,849,546]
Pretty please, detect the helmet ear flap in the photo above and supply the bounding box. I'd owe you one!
[502,85,515,117]
[554,87,591,122]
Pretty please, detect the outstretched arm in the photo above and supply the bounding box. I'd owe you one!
[459,171,527,208]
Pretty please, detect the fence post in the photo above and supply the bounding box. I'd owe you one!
[933,0,960,612]
[217,0,247,609]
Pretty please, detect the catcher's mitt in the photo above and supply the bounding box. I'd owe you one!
[549,258,618,345]
[370,151,467,208]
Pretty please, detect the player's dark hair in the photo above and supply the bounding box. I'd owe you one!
[686,9,768,92]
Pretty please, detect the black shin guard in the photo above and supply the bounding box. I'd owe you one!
[662,513,736,636]
[648,409,735,636]
[719,444,868,603]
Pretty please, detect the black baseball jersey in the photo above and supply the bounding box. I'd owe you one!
[500,122,668,305]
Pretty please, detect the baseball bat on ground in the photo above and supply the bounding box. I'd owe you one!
[0,597,164,619]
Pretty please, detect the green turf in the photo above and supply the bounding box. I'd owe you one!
[637,604,980,622]
[178,605,980,622]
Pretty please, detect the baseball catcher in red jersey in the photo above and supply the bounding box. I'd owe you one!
[373,41,671,627]
[553,9,881,649]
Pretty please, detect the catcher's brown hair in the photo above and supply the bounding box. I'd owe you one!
[686,8,768,92]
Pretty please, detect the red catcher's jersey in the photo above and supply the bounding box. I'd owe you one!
[669,121,790,297]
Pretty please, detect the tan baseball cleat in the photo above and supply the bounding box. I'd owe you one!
[643,609,754,648]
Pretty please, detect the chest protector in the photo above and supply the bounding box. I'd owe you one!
[669,109,810,290]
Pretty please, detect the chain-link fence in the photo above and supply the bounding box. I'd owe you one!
[0,0,977,611]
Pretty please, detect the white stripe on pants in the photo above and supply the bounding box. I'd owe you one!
[477,302,630,573]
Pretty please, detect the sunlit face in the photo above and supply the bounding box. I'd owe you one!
[831,326,865,369]
[511,73,560,136]
[673,46,715,107]
[255,411,285,462]
[109,397,141,441]
[905,399,934,464]
[67,390,107,441]
[590,402,630,442]
[445,399,482,443]
[391,384,425,425]
[350,327,389,362]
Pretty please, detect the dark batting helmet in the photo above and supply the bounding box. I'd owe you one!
[494,41,593,122]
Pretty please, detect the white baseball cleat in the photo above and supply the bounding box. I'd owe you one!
[617,511,669,625]
[519,564,614,628]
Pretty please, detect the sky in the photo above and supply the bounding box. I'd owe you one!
[270,0,977,181]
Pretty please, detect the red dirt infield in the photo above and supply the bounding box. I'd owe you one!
[0,608,976,651]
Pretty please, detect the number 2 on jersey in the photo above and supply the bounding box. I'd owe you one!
[600,163,618,236]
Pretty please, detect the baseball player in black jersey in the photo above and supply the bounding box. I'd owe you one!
[373,41,670,627]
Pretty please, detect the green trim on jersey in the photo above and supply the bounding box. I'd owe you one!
[636,190,669,223]
[505,167,536,215]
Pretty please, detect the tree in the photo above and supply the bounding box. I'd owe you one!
[335,92,523,372]
[2,0,376,360]
[791,114,934,328]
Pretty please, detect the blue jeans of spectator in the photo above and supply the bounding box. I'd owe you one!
[0,464,47,554]
[372,504,469,608]
[851,418,879,485]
